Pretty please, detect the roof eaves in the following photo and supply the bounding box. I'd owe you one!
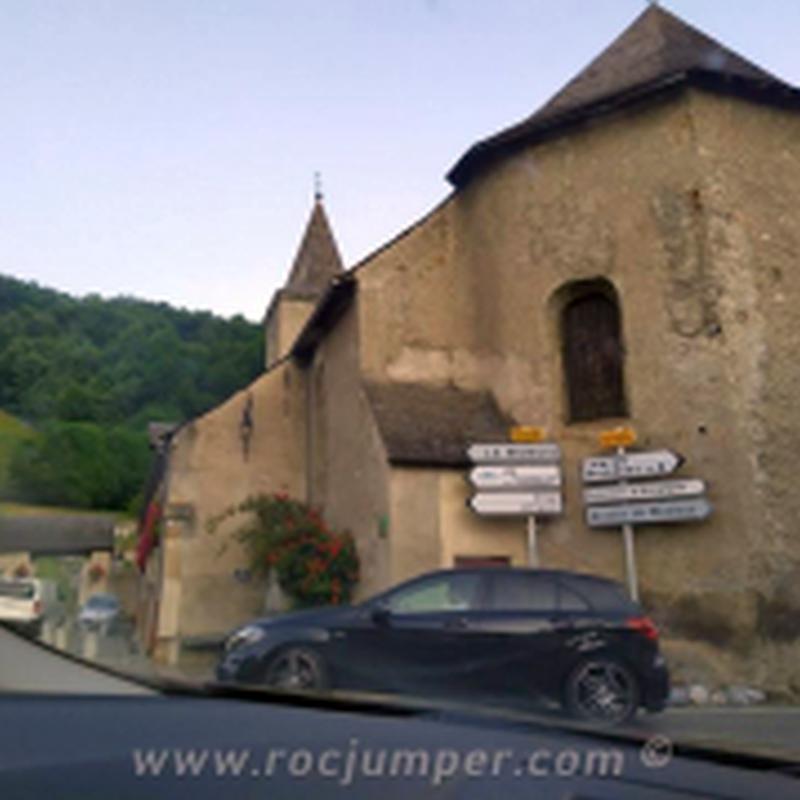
[447,72,688,187]
[387,454,469,469]
[447,69,800,188]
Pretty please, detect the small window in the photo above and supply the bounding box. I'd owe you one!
[490,574,557,612]
[387,574,484,614]
[561,286,626,422]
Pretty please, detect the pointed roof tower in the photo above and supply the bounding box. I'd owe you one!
[263,189,345,368]
[283,192,344,298]
[448,4,800,186]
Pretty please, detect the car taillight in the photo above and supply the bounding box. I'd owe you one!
[626,615,658,641]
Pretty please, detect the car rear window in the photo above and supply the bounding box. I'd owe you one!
[0,580,35,600]
[489,574,557,612]
[87,595,118,608]
[563,577,635,612]
[558,584,591,611]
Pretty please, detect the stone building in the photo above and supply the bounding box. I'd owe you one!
[141,6,800,687]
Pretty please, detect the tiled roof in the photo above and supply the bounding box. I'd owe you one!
[448,5,799,186]
[0,515,116,555]
[364,382,513,467]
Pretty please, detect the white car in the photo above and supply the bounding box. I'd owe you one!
[0,578,44,638]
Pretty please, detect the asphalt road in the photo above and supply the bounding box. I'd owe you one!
[0,624,152,694]
[622,706,800,762]
[3,624,799,765]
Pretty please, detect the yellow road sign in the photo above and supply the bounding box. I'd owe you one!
[510,426,545,443]
[599,426,637,449]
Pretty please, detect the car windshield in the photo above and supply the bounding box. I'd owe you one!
[0,581,35,600]
[85,595,117,609]
[2,1,800,788]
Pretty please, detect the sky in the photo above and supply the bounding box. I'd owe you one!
[2,1,799,321]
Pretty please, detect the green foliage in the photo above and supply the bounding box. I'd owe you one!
[0,275,263,425]
[0,410,35,496]
[8,422,151,510]
[0,274,264,510]
[210,493,360,609]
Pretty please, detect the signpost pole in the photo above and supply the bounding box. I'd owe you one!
[617,445,639,602]
[622,523,638,601]
[527,515,539,567]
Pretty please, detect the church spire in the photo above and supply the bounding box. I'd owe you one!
[284,184,343,296]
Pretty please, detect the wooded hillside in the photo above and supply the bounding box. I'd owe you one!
[0,274,264,510]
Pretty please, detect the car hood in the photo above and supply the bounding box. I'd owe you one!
[253,604,355,630]
[79,608,115,619]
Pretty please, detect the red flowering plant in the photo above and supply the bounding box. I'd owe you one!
[208,493,359,609]
[88,563,106,583]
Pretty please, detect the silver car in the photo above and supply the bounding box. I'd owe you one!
[77,593,121,634]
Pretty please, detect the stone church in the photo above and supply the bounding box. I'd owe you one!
[140,6,800,687]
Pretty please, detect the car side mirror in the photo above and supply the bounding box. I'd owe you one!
[370,606,391,626]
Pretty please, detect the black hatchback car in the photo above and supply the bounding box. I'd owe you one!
[216,567,669,724]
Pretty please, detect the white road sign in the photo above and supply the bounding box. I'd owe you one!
[586,498,712,528]
[583,478,705,506]
[470,491,563,517]
[582,449,683,483]
[468,443,561,464]
[469,465,562,490]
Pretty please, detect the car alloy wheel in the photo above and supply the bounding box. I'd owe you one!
[565,657,639,725]
[264,647,327,691]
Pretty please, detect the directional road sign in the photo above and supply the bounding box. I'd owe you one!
[583,478,705,506]
[468,443,561,464]
[469,491,563,517]
[582,449,683,484]
[586,498,713,528]
[469,465,562,490]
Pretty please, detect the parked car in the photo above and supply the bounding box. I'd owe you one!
[0,577,44,638]
[216,567,669,724]
[77,593,121,634]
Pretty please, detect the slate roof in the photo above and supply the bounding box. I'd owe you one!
[284,198,344,297]
[364,382,513,467]
[448,5,800,187]
[0,515,116,555]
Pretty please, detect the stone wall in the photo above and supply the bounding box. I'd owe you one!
[350,88,800,653]
[154,360,307,660]
[307,303,392,600]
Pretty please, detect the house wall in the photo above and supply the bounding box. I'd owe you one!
[307,303,392,600]
[688,91,800,641]
[350,89,800,653]
[154,360,307,661]
[438,471,529,568]
[264,296,316,369]
[357,200,482,388]
[388,468,442,584]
